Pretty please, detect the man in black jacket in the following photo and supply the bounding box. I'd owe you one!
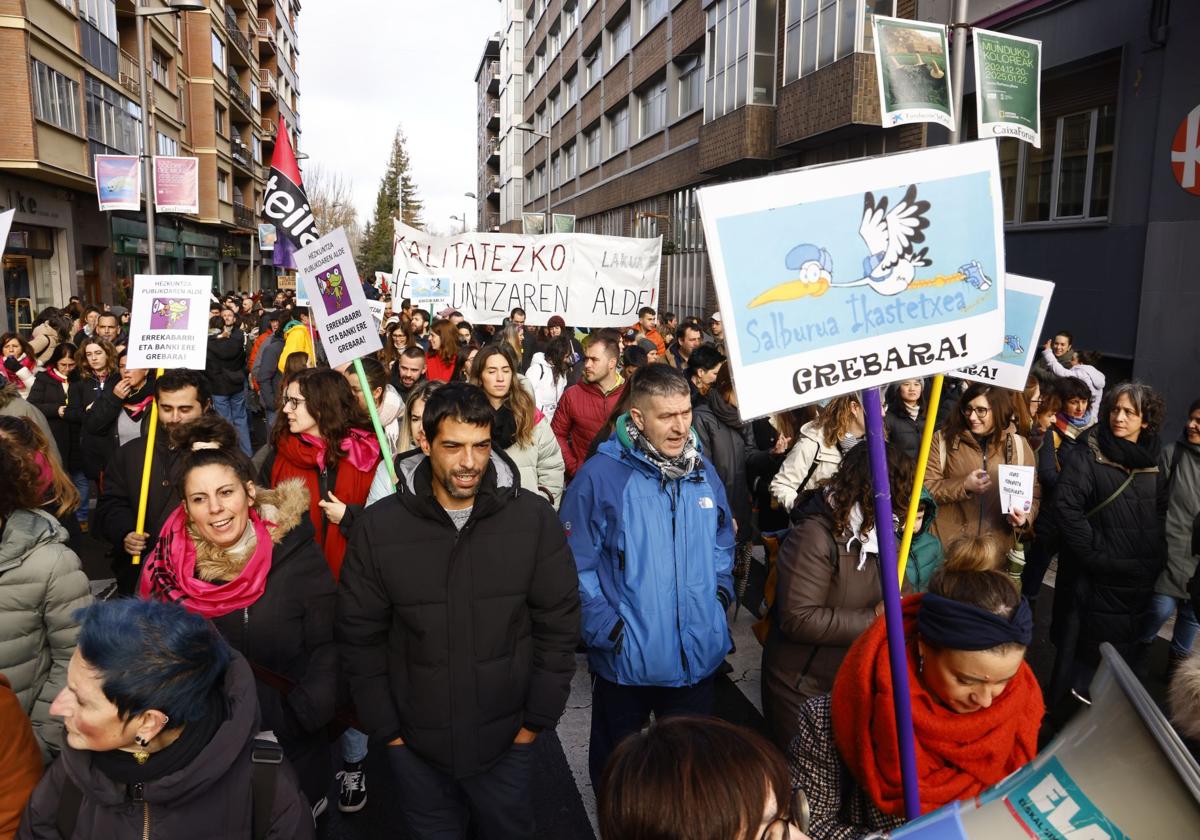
[93,370,212,595]
[338,383,580,838]
[205,307,250,455]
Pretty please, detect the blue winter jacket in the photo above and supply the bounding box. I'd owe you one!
[560,417,735,687]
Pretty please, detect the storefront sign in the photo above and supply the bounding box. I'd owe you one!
[126,274,213,369]
[1171,103,1200,196]
[973,30,1042,148]
[697,140,1006,418]
[954,274,1053,391]
[153,156,200,214]
[391,221,662,327]
[95,155,141,212]
[297,227,382,368]
[873,16,955,131]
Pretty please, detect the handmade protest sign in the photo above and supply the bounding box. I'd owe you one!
[999,464,1036,515]
[95,155,141,211]
[153,156,200,214]
[368,300,386,329]
[391,221,662,327]
[697,140,1006,419]
[955,274,1053,391]
[298,227,382,369]
[126,275,213,369]
[873,16,955,131]
[973,30,1042,148]
[0,210,13,332]
[410,276,452,316]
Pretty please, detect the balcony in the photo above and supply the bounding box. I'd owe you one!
[259,68,277,101]
[486,59,499,94]
[228,80,254,119]
[233,201,255,229]
[118,49,140,97]
[225,11,253,66]
[256,18,276,53]
[261,115,278,138]
[486,104,499,130]
[231,142,254,175]
[487,138,499,165]
[484,175,499,196]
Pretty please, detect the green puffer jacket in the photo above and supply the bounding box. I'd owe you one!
[0,508,92,762]
[903,490,944,593]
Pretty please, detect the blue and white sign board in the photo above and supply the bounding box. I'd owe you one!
[954,274,1054,391]
[697,140,1007,418]
[409,275,452,316]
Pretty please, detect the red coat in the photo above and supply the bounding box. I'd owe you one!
[425,352,456,382]
[550,378,626,477]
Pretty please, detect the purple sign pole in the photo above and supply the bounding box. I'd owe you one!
[861,386,921,820]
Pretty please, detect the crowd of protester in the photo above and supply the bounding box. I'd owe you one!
[0,290,1198,840]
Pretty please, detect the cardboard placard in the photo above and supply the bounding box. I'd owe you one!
[410,275,452,316]
[297,227,382,368]
[126,275,213,369]
[697,140,1006,418]
[368,299,386,329]
[999,464,1035,514]
[955,274,1054,390]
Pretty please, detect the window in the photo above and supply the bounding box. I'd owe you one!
[214,103,226,135]
[156,132,177,156]
[639,78,667,137]
[784,0,893,84]
[641,0,668,34]
[217,170,229,202]
[609,14,631,65]
[252,135,262,163]
[677,55,703,116]
[584,124,600,168]
[151,49,170,86]
[563,2,579,37]
[705,0,778,122]
[79,0,117,40]
[550,151,561,188]
[565,140,577,180]
[31,60,81,134]
[549,25,560,57]
[550,90,560,123]
[607,103,629,156]
[79,0,117,78]
[536,106,547,133]
[84,75,142,154]
[564,71,579,109]
[211,32,226,71]
[583,47,601,88]
[53,0,74,9]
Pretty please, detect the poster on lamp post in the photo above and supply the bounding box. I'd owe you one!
[872,16,955,131]
[552,213,576,233]
[522,213,546,235]
[153,156,200,214]
[973,29,1042,148]
[297,227,382,368]
[696,140,1006,419]
[126,275,213,369]
[95,155,142,211]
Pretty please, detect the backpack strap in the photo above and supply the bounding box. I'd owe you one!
[251,738,283,840]
[1165,445,1186,496]
[56,777,83,840]
[1086,472,1137,519]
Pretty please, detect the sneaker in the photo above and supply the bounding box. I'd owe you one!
[336,762,367,813]
[311,795,329,820]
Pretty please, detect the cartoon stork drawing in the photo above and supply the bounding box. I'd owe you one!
[829,184,932,296]
[151,298,189,326]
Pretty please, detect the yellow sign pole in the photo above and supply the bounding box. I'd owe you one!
[130,367,164,565]
[896,374,944,584]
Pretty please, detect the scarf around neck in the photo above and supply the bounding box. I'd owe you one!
[139,504,275,618]
[831,596,1042,817]
[704,389,742,429]
[623,413,700,482]
[1097,424,1160,470]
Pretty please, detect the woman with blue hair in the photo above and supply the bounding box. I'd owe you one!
[16,598,313,839]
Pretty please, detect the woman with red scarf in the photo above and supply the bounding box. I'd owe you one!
[1,332,37,399]
[261,368,381,580]
[139,415,336,814]
[789,563,1042,839]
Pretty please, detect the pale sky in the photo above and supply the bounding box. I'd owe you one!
[297,0,502,236]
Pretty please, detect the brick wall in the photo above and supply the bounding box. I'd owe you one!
[603,54,631,103]
[698,105,776,172]
[776,53,881,146]
[671,0,704,52]
[0,29,36,161]
[631,19,668,89]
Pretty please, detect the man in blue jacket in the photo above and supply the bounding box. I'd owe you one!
[559,364,735,786]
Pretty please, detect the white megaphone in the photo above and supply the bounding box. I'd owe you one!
[884,643,1200,838]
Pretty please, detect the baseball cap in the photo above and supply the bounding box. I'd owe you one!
[710,312,722,323]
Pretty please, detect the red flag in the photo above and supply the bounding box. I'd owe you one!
[263,117,317,268]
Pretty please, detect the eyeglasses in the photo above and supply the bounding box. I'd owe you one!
[759,789,809,840]
[962,406,991,418]
[282,395,306,410]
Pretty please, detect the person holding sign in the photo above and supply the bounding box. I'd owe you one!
[924,383,1039,555]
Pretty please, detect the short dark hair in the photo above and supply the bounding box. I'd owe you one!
[400,298,411,310]
[156,369,211,406]
[412,308,431,323]
[630,363,690,407]
[170,415,250,499]
[1055,376,1092,406]
[288,306,309,322]
[422,381,495,444]
[661,311,676,324]
[638,306,655,318]
[587,333,621,361]
[679,322,703,341]
[97,312,119,326]
[400,345,428,362]
[75,598,232,724]
[1054,331,1074,344]
[1102,381,1166,433]
[686,345,725,375]
[510,307,526,318]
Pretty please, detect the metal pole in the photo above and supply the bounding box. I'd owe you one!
[544,132,550,230]
[948,0,970,146]
[135,3,157,274]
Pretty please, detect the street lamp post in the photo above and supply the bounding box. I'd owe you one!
[464,191,476,233]
[514,122,550,232]
[134,0,206,275]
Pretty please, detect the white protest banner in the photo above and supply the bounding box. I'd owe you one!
[391,221,662,327]
[373,271,392,295]
[955,274,1053,391]
[873,16,955,131]
[0,210,14,333]
[126,275,213,369]
[973,29,1042,148]
[297,227,382,368]
[697,140,1006,418]
[999,464,1035,514]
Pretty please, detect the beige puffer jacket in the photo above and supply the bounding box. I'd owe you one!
[0,508,92,762]
[504,415,566,509]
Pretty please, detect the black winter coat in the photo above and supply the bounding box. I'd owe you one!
[15,654,314,840]
[692,395,755,537]
[206,328,247,397]
[337,448,581,778]
[884,406,924,461]
[1052,429,1167,664]
[64,375,118,480]
[254,333,285,411]
[27,372,82,472]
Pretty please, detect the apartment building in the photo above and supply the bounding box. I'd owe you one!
[0,0,302,329]
[474,35,501,232]
[497,0,527,231]
[519,0,924,320]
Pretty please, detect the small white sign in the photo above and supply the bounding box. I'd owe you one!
[999,464,1035,514]
[126,275,213,370]
[409,275,452,316]
[368,300,386,329]
[297,227,382,368]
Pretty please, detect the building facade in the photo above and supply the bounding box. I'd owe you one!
[0,0,302,331]
[497,0,527,231]
[475,35,501,233]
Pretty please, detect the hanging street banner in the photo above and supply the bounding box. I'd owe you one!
[258,223,277,250]
[872,16,955,131]
[297,227,382,368]
[95,155,141,212]
[126,275,213,369]
[152,156,200,214]
[973,29,1042,148]
[263,117,318,269]
[391,221,662,327]
[552,213,576,233]
[697,140,1006,418]
[521,213,546,235]
[954,274,1053,391]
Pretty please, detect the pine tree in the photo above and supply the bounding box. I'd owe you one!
[359,127,424,275]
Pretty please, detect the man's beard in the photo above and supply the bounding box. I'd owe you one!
[441,469,482,500]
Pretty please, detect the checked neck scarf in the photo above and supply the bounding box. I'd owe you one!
[623,414,700,482]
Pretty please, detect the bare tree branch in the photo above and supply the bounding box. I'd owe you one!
[303,163,361,253]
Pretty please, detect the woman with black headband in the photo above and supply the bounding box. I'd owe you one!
[788,559,1043,839]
